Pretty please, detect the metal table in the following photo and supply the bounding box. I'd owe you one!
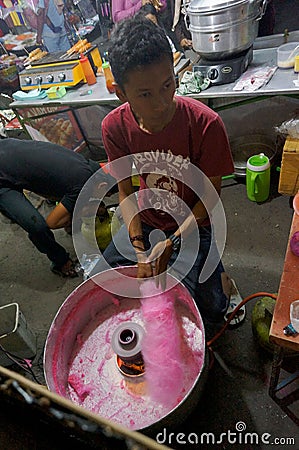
[10,48,299,109]
[10,76,119,155]
[9,47,299,153]
[190,48,299,101]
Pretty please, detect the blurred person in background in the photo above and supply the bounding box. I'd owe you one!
[112,0,164,24]
[36,0,71,52]
[258,0,275,36]
[172,0,192,49]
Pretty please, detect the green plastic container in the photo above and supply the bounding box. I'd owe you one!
[246,153,270,202]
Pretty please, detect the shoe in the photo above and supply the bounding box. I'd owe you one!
[50,259,79,278]
[224,279,246,327]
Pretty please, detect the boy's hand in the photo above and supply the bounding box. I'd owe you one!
[147,239,173,289]
[151,0,163,10]
[137,261,153,279]
[148,239,172,273]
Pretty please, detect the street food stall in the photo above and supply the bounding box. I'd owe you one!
[5,0,299,158]
[8,32,299,161]
[4,0,299,158]
[0,0,102,97]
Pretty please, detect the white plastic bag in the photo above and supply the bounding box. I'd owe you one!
[275,118,299,139]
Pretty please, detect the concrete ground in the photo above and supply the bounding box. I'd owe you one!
[0,1,299,449]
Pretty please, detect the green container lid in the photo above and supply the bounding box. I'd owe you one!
[247,153,270,171]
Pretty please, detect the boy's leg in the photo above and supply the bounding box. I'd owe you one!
[0,188,70,268]
[168,226,229,322]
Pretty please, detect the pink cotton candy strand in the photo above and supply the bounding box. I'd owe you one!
[140,283,184,407]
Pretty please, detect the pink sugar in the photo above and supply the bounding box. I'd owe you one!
[64,296,204,430]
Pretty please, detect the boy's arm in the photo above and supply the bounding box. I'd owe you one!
[181,175,222,233]
[36,7,45,45]
[46,203,72,229]
[148,176,222,278]
[118,177,153,278]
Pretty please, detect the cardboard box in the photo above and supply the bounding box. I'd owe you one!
[278,137,299,195]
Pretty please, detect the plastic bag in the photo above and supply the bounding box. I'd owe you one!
[233,66,277,92]
[275,118,299,138]
[75,253,101,280]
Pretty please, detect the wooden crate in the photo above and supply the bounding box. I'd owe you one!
[278,137,299,195]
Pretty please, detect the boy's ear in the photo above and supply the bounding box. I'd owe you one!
[114,84,128,103]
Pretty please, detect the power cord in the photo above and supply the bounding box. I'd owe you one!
[207,292,277,370]
[0,344,41,384]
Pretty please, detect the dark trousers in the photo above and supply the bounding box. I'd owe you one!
[0,188,69,268]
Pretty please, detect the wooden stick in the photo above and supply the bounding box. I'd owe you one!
[0,365,170,450]
[0,42,8,55]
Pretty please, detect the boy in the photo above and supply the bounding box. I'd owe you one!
[95,16,236,323]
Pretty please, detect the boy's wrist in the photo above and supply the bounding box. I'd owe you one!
[136,250,148,263]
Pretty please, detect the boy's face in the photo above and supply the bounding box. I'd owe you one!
[115,56,176,133]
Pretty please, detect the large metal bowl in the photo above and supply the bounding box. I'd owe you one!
[44,266,207,434]
[230,134,278,177]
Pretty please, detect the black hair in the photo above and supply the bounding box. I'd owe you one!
[138,3,157,18]
[107,15,173,89]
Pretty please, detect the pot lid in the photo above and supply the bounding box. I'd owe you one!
[188,0,248,13]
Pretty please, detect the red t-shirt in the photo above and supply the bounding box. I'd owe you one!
[102,96,234,230]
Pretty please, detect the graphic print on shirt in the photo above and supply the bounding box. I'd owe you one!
[132,149,191,219]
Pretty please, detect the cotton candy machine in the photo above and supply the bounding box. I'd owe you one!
[44,266,207,433]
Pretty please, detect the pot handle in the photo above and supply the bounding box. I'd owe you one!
[182,0,190,31]
[256,0,268,21]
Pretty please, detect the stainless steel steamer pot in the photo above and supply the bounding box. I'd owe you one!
[185,0,268,60]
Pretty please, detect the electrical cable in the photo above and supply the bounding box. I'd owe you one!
[206,292,278,370]
[0,344,41,384]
